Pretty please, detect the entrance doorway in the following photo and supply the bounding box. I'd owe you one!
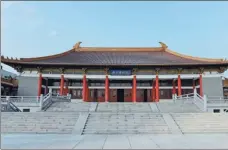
[117,89,124,102]
[144,89,148,102]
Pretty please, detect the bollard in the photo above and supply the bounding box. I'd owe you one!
[39,94,43,110]
[203,95,207,112]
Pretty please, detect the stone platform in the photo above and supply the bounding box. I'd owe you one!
[2,134,228,149]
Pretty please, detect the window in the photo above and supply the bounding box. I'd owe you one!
[72,90,77,96]
[90,91,94,97]
[213,109,220,113]
[161,91,164,95]
[112,91,116,97]
[77,90,81,97]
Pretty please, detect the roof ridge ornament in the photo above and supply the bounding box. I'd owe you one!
[159,42,168,49]
[73,41,82,51]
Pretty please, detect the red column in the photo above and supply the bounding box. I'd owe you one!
[152,80,156,102]
[155,75,159,102]
[86,81,88,102]
[60,74,64,95]
[177,74,182,96]
[105,75,109,102]
[132,75,137,102]
[199,74,203,97]
[38,73,42,96]
[172,80,176,95]
[83,75,87,102]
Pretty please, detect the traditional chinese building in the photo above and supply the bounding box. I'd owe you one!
[223,78,228,98]
[1,66,18,96]
[1,42,228,102]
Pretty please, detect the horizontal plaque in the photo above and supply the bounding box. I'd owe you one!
[109,70,132,76]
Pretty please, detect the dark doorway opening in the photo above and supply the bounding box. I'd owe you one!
[94,89,98,102]
[23,109,30,112]
[144,89,148,102]
[117,89,124,102]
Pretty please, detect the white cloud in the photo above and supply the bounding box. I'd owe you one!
[48,30,58,37]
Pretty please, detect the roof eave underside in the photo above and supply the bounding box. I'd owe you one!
[2,61,228,67]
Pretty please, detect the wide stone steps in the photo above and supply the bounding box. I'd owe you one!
[96,103,152,112]
[46,102,92,112]
[157,103,201,113]
[82,113,172,134]
[1,112,80,134]
[45,101,202,113]
[171,113,228,134]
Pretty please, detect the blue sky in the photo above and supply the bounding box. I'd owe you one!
[1,1,228,76]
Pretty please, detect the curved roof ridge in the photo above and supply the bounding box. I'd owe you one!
[165,48,225,63]
[79,47,164,51]
[16,49,74,62]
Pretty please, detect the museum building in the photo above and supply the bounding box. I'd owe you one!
[1,42,228,102]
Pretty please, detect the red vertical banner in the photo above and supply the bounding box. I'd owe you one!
[105,75,109,102]
[155,75,159,102]
[60,74,64,95]
[177,74,182,96]
[152,80,156,102]
[132,75,137,102]
[83,75,87,102]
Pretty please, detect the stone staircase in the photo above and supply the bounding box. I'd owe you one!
[1,112,79,134]
[171,113,228,134]
[82,113,172,134]
[4,101,226,135]
[96,103,153,112]
[45,101,202,113]
[46,102,92,112]
[157,101,201,113]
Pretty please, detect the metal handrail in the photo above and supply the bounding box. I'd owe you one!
[1,92,72,111]
[1,96,40,103]
[8,101,21,112]
[207,96,228,99]
[176,93,194,99]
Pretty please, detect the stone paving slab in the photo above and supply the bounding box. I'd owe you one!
[73,135,107,149]
[128,135,159,149]
[103,135,131,149]
[2,134,228,149]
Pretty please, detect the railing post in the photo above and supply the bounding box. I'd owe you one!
[174,94,177,103]
[50,92,52,99]
[203,94,207,112]
[39,94,43,110]
[194,88,197,99]
[6,96,10,110]
[6,96,10,102]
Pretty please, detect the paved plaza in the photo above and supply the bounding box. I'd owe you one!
[2,133,228,149]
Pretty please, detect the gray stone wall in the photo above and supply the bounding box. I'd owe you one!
[202,77,223,97]
[18,76,39,96]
